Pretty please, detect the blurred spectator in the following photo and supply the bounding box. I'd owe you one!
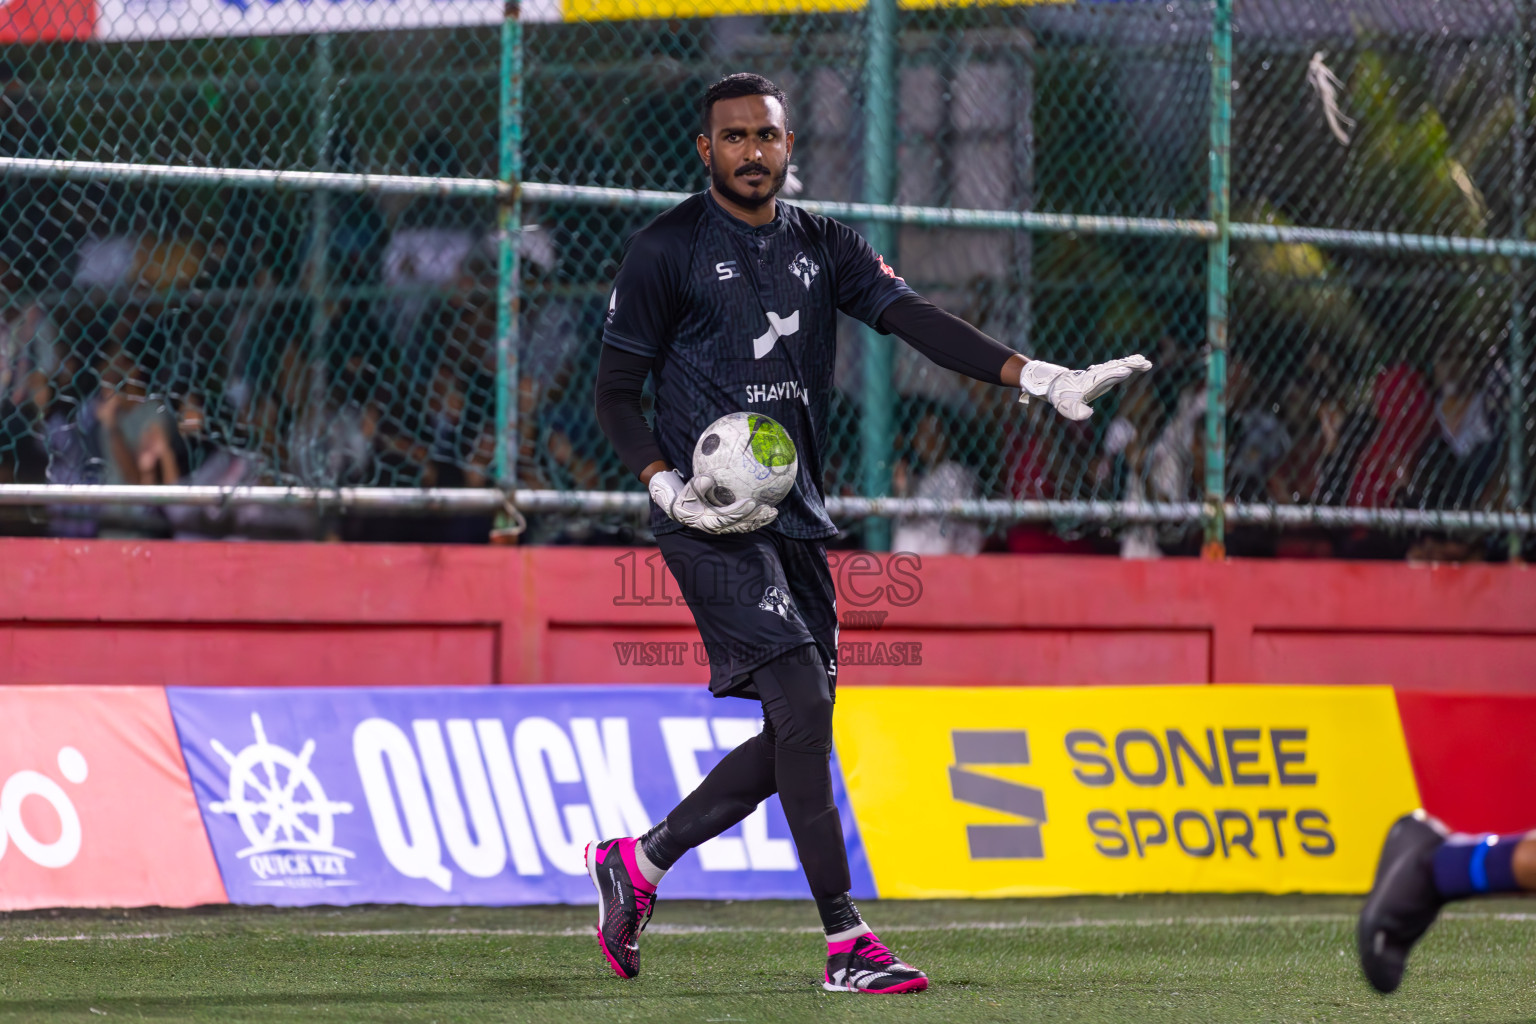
[384,133,488,389]
[312,136,389,290]
[892,405,984,556]
[1413,354,1501,511]
[92,323,178,533]
[1263,377,1348,558]
[0,257,61,398]
[1269,389,1334,502]
[1111,381,1205,558]
[1266,347,1365,508]
[0,255,57,489]
[1347,364,1433,509]
[319,341,387,486]
[1406,531,1490,564]
[159,392,318,541]
[1090,373,1164,558]
[1218,358,1285,504]
[1094,374,1160,500]
[419,357,495,543]
[1146,382,1206,505]
[103,313,187,489]
[996,414,1102,555]
[538,404,602,492]
[131,232,209,294]
[1230,405,1291,504]
[161,393,257,539]
[523,403,627,545]
[385,229,478,292]
[74,234,139,290]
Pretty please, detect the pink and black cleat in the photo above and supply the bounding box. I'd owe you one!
[583,837,657,979]
[823,933,929,994]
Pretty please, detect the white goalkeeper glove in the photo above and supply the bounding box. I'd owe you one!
[648,469,779,535]
[1020,354,1153,422]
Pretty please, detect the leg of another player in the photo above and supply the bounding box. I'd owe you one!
[1514,834,1536,887]
[1434,828,1536,897]
[1359,810,1536,994]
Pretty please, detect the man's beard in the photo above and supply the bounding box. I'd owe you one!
[710,157,788,209]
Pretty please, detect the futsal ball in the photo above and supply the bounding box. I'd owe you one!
[692,412,798,508]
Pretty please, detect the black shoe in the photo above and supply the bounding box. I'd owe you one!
[823,932,929,994]
[584,838,657,979]
[1358,810,1449,993]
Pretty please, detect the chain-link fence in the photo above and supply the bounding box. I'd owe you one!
[0,0,1532,553]
[0,17,510,538]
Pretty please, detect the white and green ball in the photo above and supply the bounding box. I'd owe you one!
[692,412,798,508]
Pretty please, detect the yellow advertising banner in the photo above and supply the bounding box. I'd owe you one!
[835,686,1420,897]
[559,0,1068,23]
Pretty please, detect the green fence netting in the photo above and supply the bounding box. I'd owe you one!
[0,0,1531,552]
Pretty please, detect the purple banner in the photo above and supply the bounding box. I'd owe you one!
[166,686,874,906]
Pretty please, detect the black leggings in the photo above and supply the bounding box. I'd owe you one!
[659,644,849,899]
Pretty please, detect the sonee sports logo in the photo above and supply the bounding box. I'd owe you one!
[948,730,1045,860]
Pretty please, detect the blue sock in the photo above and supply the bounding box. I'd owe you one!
[1432,833,1527,900]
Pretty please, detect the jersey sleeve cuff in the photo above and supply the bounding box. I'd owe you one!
[863,283,919,336]
[602,331,660,358]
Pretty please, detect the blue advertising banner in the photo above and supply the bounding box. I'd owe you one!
[165,686,874,906]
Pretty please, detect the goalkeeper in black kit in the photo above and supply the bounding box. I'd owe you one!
[587,72,1151,993]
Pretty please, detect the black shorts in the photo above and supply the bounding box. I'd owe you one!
[657,526,838,699]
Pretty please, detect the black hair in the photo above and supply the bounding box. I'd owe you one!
[700,73,788,136]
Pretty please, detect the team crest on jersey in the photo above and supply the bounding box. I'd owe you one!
[788,251,820,289]
[758,585,793,620]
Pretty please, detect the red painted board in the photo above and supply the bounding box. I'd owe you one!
[1254,631,1536,692]
[0,623,497,687]
[1395,692,1536,834]
[834,629,1209,686]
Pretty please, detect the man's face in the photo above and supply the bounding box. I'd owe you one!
[697,94,793,210]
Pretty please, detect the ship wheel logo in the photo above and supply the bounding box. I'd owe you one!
[209,713,355,859]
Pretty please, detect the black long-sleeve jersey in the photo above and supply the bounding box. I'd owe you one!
[602,190,915,539]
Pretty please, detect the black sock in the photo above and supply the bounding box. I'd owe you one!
[638,819,687,873]
[817,892,864,935]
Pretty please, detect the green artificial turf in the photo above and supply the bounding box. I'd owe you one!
[0,896,1532,1022]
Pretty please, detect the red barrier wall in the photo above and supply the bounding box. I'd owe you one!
[1,538,1532,689]
[1395,692,1536,835]
[1,538,1531,829]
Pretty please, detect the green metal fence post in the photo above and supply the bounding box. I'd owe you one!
[861,0,897,552]
[1512,8,1529,561]
[1203,0,1232,559]
[494,1,524,514]
[308,34,335,418]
